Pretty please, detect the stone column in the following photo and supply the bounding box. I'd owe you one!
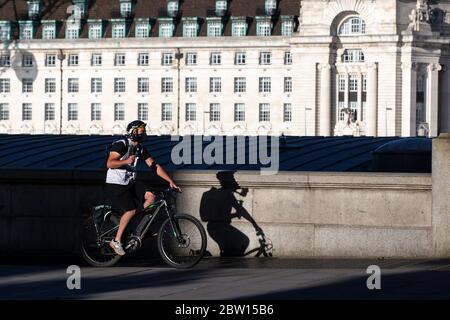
[432,133,450,257]
[366,63,378,137]
[401,62,418,137]
[319,63,331,136]
[427,63,442,137]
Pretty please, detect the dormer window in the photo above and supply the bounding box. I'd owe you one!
[0,22,11,41]
[256,17,272,36]
[215,0,227,17]
[207,17,223,37]
[343,49,365,63]
[281,16,294,36]
[73,0,88,18]
[27,1,40,20]
[231,17,248,37]
[112,19,127,38]
[88,20,103,39]
[120,0,133,18]
[158,18,174,38]
[183,17,199,38]
[167,0,179,18]
[42,21,56,39]
[135,19,151,38]
[19,21,35,40]
[265,0,277,16]
[339,16,366,36]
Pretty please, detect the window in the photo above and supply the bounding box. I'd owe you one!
[284,51,292,65]
[185,77,197,93]
[338,101,346,121]
[167,1,179,16]
[283,103,292,122]
[207,20,223,37]
[260,52,272,65]
[162,103,172,121]
[349,74,358,92]
[259,103,270,122]
[210,77,222,93]
[114,103,125,121]
[112,21,127,38]
[114,78,126,93]
[343,49,365,63]
[281,18,294,36]
[0,79,11,93]
[138,53,149,66]
[42,23,56,39]
[46,54,56,67]
[186,52,197,65]
[73,2,86,18]
[136,20,150,38]
[362,101,367,122]
[91,54,102,66]
[115,53,126,66]
[159,21,174,38]
[235,52,246,65]
[0,103,9,120]
[68,78,79,93]
[210,52,222,65]
[120,1,133,17]
[28,1,40,18]
[284,77,292,93]
[0,55,10,67]
[68,103,78,121]
[210,103,220,121]
[265,0,277,15]
[417,76,425,93]
[20,22,34,40]
[185,103,196,121]
[232,20,247,37]
[89,22,103,39]
[45,103,55,121]
[183,20,198,38]
[91,103,101,121]
[216,0,227,14]
[162,53,174,66]
[256,20,272,36]
[138,78,149,93]
[234,103,245,122]
[0,23,11,41]
[22,55,34,67]
[138,103,148,121]
[45,78,56,93]
[66,24,80,39]
[362,74,367,92]
[338,74,345,92]
[91,78,102,93]
[68,54,79,66]
[161,78,173,93]
[22,79,33,93]
[259,77,271,93]
[22,103,32,121]
[339,16,366,36]
[234,77,246,93]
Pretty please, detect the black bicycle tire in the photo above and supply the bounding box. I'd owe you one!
[157,214,207,269]
[80,217,122,268]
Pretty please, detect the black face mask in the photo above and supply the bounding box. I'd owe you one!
[132,132,147,143]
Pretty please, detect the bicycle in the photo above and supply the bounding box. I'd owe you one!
[81,188,207,269]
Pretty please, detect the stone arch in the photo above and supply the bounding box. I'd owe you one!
[66,123,79,134]
[89,123,102,135]
[0,122,11,134]
[21,122,33,134]
[112,123,125,135]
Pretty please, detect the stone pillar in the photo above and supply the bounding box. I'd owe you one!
[366,63,378,137]
[319,63,331,136]
[432,133,450,257]
[401,62,418,137]
[427,63,442,137]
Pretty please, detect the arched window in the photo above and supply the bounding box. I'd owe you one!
[339,16,366,36]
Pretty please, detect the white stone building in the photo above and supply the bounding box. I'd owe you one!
[0,0,449,137]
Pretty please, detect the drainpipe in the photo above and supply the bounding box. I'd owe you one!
[175,48,183,136]
[58,49,65,135]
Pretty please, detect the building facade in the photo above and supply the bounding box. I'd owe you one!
[0,0,449,137]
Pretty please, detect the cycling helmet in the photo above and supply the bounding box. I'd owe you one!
[126,120,147,142]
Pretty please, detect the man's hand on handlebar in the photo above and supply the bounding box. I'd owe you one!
[169,181,182,193]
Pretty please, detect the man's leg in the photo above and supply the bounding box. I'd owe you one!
[115,209,136,243]
[143,191,156,209]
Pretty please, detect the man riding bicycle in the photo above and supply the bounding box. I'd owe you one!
[105,120,180,256]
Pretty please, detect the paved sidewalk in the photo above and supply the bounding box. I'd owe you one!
[1,257,450,299]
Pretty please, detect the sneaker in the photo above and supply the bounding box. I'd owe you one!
[109,240,125,256]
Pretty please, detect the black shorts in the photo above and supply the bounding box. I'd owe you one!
[105,181,152,214]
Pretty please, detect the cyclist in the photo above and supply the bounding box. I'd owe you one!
[105,120,181,256]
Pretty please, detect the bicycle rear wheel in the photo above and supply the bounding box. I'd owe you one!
[80,216,122,267]
[157,214,207,269]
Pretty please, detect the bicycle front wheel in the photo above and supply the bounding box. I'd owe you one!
[157,214,207,269]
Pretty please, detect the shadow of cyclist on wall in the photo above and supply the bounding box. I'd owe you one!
[199,171,272,257]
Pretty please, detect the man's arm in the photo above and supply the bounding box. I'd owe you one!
[107,151,135,169]
[145,157,181,190]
